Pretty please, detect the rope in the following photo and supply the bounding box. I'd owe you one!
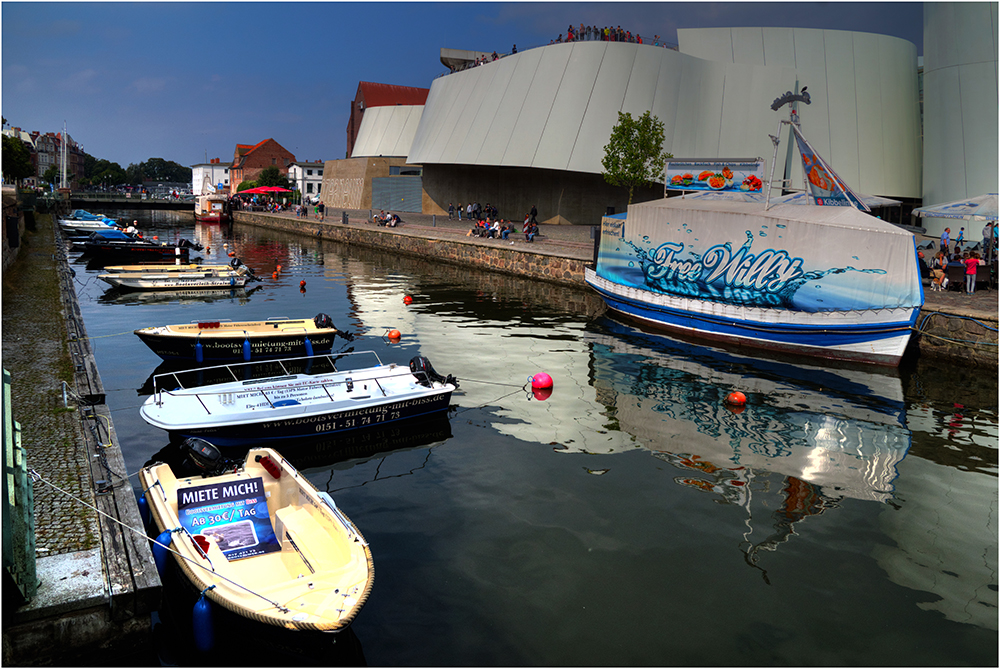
[28,468,307,617]
[70,330,135,340]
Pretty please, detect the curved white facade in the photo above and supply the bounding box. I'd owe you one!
[409,29,923,202]
[921,2,999,234]
[409,42,796,175]
[351,105,425,158]
[678,27,922,199]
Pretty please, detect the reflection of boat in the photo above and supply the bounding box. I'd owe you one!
[98,264,255,291]
[582,318,911,502]
[586,111,921,366]
[134,314,346,362]
[138,446,374,635]
[140,353,457,445]
[98,285,261,306]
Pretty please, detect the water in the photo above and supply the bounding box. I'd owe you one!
[69,211,997,666]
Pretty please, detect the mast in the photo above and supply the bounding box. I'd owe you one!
[60,121,68,190]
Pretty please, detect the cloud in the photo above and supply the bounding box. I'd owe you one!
[57,68,100,94]
[132,77,167,94]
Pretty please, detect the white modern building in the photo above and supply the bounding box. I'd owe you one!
[191,159,230,195]
[920,2,999,238]
[288,161,325,200]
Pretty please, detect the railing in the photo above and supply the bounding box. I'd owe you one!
[2,369,39,604]
[150,351,430,416]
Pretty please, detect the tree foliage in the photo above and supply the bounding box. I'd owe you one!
[256,166,289,189]
[2,134,35,183]
[236,181,257,192]
[124,157,192,184]
[601,110,671,205]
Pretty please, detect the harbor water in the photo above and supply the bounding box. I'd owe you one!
[69,211,996,666]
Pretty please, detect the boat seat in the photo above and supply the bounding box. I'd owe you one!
[274,506,351,572]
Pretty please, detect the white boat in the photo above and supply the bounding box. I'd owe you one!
[138,445,373,635]
[140,352,457,445]
[59,217,118,233]
[103,263,235,273]
[586,102,922,367]
[98,266,253,291]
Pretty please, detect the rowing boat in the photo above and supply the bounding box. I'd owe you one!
[139,352,457,445]
[134,314,345,362]
[138,446,374,638]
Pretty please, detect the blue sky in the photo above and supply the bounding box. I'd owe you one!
[2,2,923,170]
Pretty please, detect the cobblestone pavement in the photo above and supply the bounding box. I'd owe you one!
[2,213,101,556]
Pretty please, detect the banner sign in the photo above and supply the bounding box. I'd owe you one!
[177,476,280,561]
[664,159,765,193]
[791,125,871,212]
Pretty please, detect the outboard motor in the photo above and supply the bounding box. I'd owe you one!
[229,257,243,270]
[314,313,335,329]
[409,356,459,389]
[179,438,234,477]
[178,238,204,251]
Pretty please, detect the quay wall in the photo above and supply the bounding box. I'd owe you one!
[233,211,997,367]
[234,211,590,286]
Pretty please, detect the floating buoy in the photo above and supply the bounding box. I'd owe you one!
[206,246,210,253]
[228,252,235,257]
[300,280,306,288]
[531,373,553,389]
[304,335,314,357]
[276,264,282,272]
[387,329,401,341]
[403,295,413,304]
[272,271,278,279]
[725,391,747,406]
[152,236,159,240]
[192,591,215,652]
[153,530,173,578]
[138,494,149,527]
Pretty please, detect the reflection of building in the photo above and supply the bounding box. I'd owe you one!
[228,138,295,194]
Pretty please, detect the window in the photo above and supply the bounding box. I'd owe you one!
[307,184,314,193]
[272,158,276,165]
[307,169,313,176]
[318,170,323,176]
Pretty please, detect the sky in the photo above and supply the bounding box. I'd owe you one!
[2,2,924,170]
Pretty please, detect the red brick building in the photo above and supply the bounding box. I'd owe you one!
[346,82,429,159]
[229,139,296,194]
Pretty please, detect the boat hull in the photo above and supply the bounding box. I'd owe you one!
[100,273,250,291]
[586,269,917,366]
[195,212,230,224]
[135,330,337,362]
[81,241,192,260]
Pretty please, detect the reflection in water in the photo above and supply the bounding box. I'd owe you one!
[99,284,262,306]
[584,318,911,502]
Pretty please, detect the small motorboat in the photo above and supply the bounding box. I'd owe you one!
[99,258,258,291]
[134,313,347,363]
[78,229,203,261]
[139,352,457,445]
[98,267,253,291]
[103,263,234,273]
[59,218,118,234]
[138,444,374,640]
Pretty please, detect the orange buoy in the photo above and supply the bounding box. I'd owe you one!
[403,295,413,304]
[272,272,278,279]
[228,252,235,257]
[725,391,747,406]
[299,280,306,288]
[276,265,282,272]
[387,329,401,341]
[206,246,211,253]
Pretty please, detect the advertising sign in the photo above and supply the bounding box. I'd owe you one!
[177,476,280,561]
[664,159,765,194]
[791,125,870,212]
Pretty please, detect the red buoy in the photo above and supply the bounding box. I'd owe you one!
[403,295,413,304]
[276,265,282,272]
[228,252,235,257]
[531,373,553,389]
[387,329,401,340]
[299,280,306,288]
[272,272,278,279]
[725,391,747,406]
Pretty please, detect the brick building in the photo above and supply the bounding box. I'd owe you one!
[228,138,295,194]
[3,127,86,189]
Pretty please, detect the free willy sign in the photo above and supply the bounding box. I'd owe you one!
[177,476,280,560]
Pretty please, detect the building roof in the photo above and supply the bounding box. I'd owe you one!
[357,82,429,107]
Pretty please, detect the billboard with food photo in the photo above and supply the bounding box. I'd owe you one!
[664,159,765,194]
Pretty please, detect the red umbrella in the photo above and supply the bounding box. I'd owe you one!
[240,186,292,194]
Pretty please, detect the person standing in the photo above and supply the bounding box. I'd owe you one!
[940,227,950,256]
[448,202,455,220]
[530,204,538,225]
[467,202,473,221]
[964,251,984,294]
[983,221,995,263]
[317,200,325,222]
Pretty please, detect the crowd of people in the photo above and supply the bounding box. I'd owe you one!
[551,24,672,46]
[926,222,996,293]
[456,201,540,242]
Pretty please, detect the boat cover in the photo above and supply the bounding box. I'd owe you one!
[595,198,922,313]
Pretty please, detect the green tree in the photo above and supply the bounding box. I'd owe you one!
[601,110,671,205]
[42,165,74,188]
[256,166,289,189]
[236,181,257,192]
[2,134,34,184]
